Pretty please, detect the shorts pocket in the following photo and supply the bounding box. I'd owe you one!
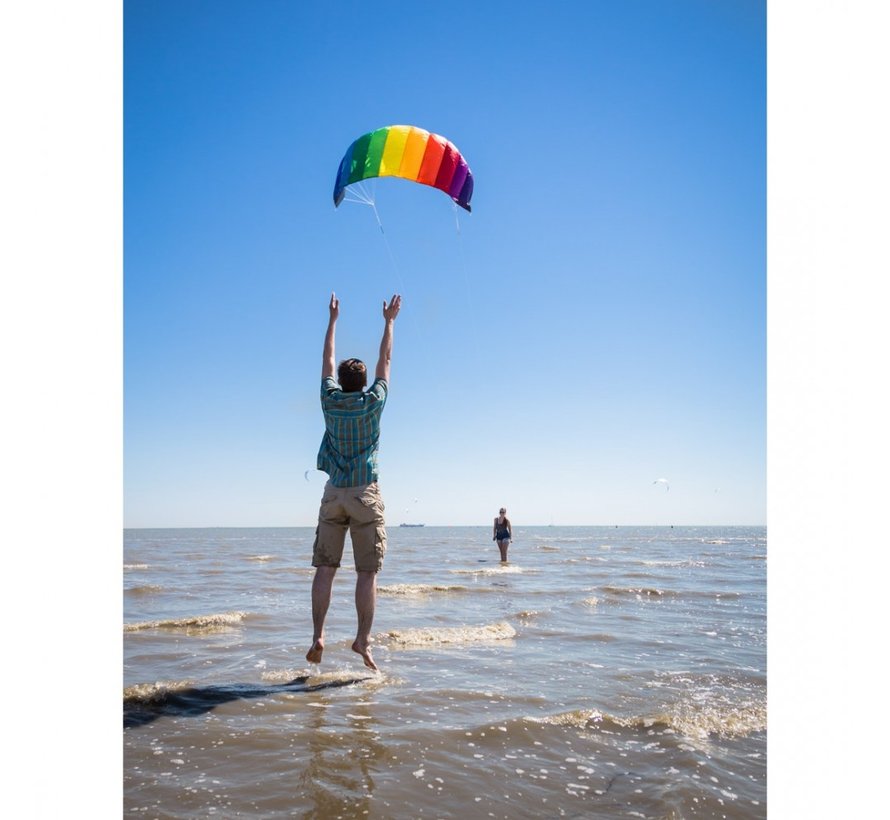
[319,493,340,523]
[355,485,384,520]
[374,526,387,566]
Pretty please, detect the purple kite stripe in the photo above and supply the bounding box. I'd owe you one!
[449,158,469,200]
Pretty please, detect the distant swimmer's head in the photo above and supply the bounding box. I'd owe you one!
[338,358,368,392]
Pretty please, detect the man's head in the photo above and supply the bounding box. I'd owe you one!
[338,358,368,392]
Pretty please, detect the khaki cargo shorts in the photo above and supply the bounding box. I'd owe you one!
[312,481,387,572]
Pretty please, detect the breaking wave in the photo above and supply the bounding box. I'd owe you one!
[261,667,378,687]
[525,700,765,740]
[385,621,516,647]
[125,584,163,595]
[124,679,195,702]
[602,585,668,598]
[449,566,536,576]
[124,611,248,633]
[378,583,469,597]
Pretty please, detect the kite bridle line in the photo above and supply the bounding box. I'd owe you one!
[341,183,476,357]
[342,181,407,290]
[452,202,480,358]
[342,181,419,339]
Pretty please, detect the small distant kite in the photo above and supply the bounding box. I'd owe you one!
[653,478,670,492]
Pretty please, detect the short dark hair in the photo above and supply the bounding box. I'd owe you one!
[338,358,367,392]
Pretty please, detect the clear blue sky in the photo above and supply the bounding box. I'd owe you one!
[123,0,766,527]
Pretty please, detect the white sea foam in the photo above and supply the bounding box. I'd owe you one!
[645,700,767,740]
[602,585,666,597]
[123,680,195,701]
[525,709,604,728]
[641,559,706,568]
[378,583,468,597]
[385,621,516,647]
[449,566,535,576]
[525,701,766,740]
[123,611,248,632]
[306,669,377,687]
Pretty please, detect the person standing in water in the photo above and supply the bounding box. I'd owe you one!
[493,507,512,562]
[306,291,401,672]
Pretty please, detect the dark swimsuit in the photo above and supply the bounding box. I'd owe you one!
[496,518,510,541]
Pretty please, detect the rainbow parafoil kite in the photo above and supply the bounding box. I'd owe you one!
[333,125,474,212]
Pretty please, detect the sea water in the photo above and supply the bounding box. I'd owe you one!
[124,525,766,818]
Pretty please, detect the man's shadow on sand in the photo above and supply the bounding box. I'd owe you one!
[124,675,369,728]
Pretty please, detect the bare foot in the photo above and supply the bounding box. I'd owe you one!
[306,639,324,664]
[351,640,379,672]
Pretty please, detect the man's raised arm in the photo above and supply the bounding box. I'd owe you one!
[375,294,401,383]
[322,292,339,379]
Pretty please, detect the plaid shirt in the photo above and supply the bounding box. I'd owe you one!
[316,376,388,487]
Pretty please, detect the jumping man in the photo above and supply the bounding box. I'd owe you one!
[306,292,401,671]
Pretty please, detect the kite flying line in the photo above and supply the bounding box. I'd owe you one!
[334,124,476,344]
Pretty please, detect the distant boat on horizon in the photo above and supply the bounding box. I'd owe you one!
[399,523,425,527]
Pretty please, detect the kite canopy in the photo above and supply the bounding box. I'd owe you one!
[334,125,474,212]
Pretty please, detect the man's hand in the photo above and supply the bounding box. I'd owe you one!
[375,295,400,382]
[322,292,338,379]
[382,294,401,322]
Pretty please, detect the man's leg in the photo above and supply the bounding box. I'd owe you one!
[352,570,379,671]
[345,482,385,671]
[309,483,348,664]
[307,565,337,663]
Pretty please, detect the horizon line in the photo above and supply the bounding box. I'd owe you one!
[124,522,766,530]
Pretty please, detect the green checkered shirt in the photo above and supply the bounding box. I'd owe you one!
[316,376,388,487]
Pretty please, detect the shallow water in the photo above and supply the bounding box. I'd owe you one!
[124,525,766,817]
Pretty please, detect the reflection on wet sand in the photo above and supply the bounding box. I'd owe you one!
[296,696,389,819]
